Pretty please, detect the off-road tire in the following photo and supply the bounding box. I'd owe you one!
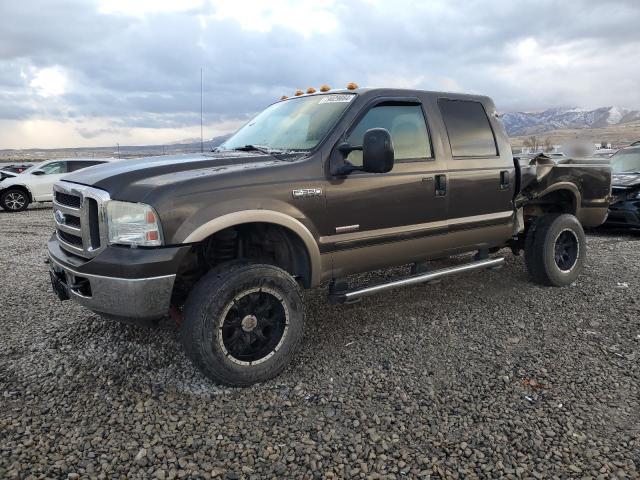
[0,188,30,212]
[181,262,304,386]
[524,213,586,286]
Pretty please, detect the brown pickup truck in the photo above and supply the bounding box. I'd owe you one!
[47,86,611,386]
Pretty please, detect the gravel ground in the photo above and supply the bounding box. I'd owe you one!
[1,206,639,479]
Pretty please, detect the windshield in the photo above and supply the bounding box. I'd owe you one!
[221,94,355,152]
[610,148,640,174]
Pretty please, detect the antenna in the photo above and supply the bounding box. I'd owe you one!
[200,67,204,154]
[117,143,120,159]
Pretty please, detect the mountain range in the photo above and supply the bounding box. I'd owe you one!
[501,107,640,136]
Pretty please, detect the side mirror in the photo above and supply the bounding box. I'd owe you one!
[31,170,45,176]
[362,128,394,173]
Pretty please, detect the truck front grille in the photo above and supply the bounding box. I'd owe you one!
[53,182,111,259]
[64,214,81,229]
[54,191,82,209]
[58,230,83,247]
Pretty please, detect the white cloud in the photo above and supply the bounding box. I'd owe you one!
[29,67,68,98]
[208,0,338,36]
[508,37,572,68]
[98,0,339,36]
[98,0,205,16]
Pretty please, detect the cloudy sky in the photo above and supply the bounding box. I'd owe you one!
[1,0,639,149]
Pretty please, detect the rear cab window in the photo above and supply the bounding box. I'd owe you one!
[346,103,432,166]
[438,99,498,157]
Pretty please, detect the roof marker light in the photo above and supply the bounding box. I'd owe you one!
[319,85,331,92]
[306,87,316,94]
[280,95,288,100]
[294,89,304,96]
[346,82,358,90]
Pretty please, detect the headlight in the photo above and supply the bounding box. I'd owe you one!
[106,201,163,247]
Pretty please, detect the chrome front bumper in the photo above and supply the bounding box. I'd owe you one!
[49,255,175,320]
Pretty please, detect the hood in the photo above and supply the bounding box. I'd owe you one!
[611,172,640,189]
[60,151,298,202]
[0,170,18,181]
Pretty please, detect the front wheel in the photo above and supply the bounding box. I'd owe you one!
[0,188,30,212]
[524,213,586,286]
[181,262,304,386]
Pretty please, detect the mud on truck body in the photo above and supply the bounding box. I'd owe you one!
[48,87,612,386]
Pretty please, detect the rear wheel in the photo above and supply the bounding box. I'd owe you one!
[0,188,29,212]
[181,262,304,386]
[524,213,586,286]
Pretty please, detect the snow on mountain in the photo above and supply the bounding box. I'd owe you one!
[501,106,640,136]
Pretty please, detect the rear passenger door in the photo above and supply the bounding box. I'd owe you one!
[437,98,515,231]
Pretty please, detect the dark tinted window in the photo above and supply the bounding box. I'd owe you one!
[68,161,106,172]
[438,99,497,157]
[346,104,432,165]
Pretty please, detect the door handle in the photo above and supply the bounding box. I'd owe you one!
[500,170,510,190]
[435,174,447,197]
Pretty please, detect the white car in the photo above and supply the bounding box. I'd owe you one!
[0,158,115,212]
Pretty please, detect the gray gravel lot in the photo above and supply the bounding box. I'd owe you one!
[1,206,639,479]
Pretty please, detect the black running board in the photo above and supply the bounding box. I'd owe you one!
[329,257,505,304]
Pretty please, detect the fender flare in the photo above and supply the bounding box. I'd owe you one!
[183,210,323,286]
[534,182,581,216]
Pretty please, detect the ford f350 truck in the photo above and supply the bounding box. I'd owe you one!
[47,86,611,386]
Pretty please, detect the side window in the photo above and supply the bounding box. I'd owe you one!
[346,104,432,166]
[39,161,68,175]
[438,99,498,157]
[68,161,105,172]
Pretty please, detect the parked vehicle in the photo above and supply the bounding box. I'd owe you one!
[0,158,115,211]
[0,163,33,181]
[591,149,617,159]
[47,87,612,386]
[604,146,640,229]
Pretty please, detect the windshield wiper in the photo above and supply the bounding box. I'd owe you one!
[231,144,307,162]
[233,144,283,155]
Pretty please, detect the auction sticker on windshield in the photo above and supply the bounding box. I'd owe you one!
[318,94,355,104]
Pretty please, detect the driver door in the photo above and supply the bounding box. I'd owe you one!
[324,99,449,277]
[30,161,69,201]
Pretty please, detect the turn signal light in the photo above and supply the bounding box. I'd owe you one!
[346,82,358,90]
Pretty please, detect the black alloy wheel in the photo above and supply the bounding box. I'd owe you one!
[219,288,289,365]
[553,229,579,272]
